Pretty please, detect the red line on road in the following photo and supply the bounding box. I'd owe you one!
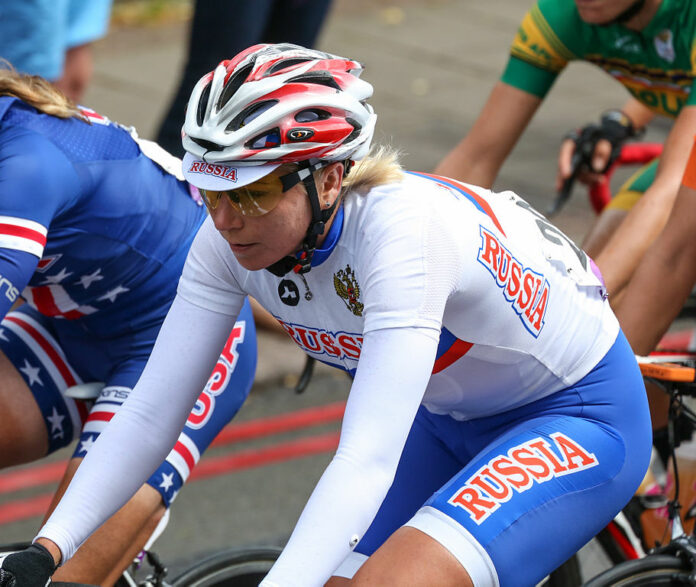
[193,431,340,480]
[0,403,345,525]
[0,432,340,526]
[0,494,53,525]
[0,462,68,493]
[211,401,344,446]
[0,402,345,494]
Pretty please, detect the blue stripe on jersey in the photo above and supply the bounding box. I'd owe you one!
[408,171,487,216]
[311,205,344,267]
[436,326,457,360]
[407,171,506,236]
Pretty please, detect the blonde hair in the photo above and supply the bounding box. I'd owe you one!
[0,62,83,120]
[342,145,404,194]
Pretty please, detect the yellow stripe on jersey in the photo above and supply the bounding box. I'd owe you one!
[510,5,574,74]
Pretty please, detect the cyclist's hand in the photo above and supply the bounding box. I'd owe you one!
[0,543,57,587]
[555,109,644,193]
[555,136,610,191]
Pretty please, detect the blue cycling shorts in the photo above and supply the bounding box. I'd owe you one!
[335,331,651,586]
[0,299,257,507]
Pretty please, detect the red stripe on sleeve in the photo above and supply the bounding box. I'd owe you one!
[0,224,47,246]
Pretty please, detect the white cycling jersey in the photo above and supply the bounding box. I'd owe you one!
[183,172,617,419]
[37,172,619,585]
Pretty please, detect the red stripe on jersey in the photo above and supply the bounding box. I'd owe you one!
[30,287,62,317]
[174,440,196,472]
[86,411,114,424]
[27,288,86,320]
[62,310,86,320]
[79,108,104,120]
[412,172,507,237]
[5,316,77,387]
[432,339,473,374]
[0,223,47,247]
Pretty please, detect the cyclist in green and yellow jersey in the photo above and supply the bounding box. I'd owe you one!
[436,0,696,298]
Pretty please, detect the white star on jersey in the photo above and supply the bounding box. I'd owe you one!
[98,285,130,303]
[78,269,104,289]
[47,407,65,438]
[41,267,73,285]
[20,359,42,386]
[0,328,9,342]
[159,472,174,492]
[79,435,96,454]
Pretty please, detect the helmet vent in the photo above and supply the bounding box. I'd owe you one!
[344,117,362,144]
[190,137,225,152]
[268,57,313,74]
[286,71,341,91]
[247,128,281,150]
[295,108,330,123]
[226,100,278,132]
[196,82,212,126]
[217,61,255,110]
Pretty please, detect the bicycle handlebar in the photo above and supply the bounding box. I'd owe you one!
[638,361,696,383]
[546,142,663,217]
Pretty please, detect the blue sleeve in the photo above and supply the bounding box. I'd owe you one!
[0,248,39,320]
[0,127,81,226]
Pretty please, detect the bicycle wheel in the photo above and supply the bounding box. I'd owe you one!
[170,547,281,587]
[583,554,693,586]
[540,553,582,586]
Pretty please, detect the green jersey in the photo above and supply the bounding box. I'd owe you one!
[502,0,696,118]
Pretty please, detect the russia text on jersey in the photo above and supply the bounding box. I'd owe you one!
[448,432,599,524]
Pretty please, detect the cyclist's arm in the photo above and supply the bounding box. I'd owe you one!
[613,143,696,355]
[434,81,542,186]
[621,98,656,129]
[35,294,240,562]
[0,131,77,317]
[262,326,440,587]
[0,249,38,316]
[596,105,696,295]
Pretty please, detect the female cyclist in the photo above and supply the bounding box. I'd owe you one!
[0,66,256,585]
[3,44,651,587]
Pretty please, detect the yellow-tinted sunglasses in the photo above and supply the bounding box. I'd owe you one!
[199,162,324,217]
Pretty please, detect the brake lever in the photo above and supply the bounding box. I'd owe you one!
[547,149,583,217]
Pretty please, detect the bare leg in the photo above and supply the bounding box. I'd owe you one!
[582,208,628,259]
[47,460,165,586]
[351,527,473,587]
[0,324,167,585]
[0,350,48,467]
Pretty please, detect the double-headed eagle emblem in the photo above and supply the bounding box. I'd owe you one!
[333,265,363,316]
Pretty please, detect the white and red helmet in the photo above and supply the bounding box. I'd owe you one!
[182,43,377,170]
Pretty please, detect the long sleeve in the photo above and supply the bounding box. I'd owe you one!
[35,294,238,561]
[261,325,439,586]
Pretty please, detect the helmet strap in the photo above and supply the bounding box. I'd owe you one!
[265,160,339,277]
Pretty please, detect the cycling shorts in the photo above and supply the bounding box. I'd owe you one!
[0,299,257,507]
[605,157,659,212]
[334,331,651,586]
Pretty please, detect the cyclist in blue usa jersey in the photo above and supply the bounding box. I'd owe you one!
[0,66,257,586]
[2,44,651,587]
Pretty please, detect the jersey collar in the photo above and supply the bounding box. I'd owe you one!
[310,204,344,267]
[0,96,18,124]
